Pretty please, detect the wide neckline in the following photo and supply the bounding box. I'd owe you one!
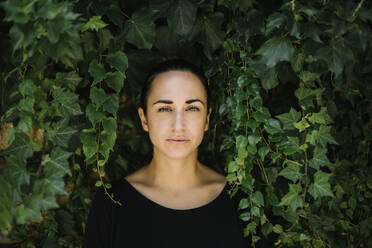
[122,178,227,212]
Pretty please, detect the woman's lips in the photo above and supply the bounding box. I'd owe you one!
[167,139,189,144]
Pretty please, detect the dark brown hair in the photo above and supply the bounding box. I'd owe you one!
[140,59,210,114]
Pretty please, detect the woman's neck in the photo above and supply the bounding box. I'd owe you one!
[142,151,204,194]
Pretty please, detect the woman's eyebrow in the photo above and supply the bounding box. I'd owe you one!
[152,99,205,105]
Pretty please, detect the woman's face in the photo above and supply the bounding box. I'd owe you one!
[138,70,212,159]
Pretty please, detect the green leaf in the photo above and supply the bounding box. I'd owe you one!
[4,155,29,187]
[252,191,264,206]
[262,223,273,237]
[276,108,301,130]
[248,134,261,145]
[238,147,248,160]
[42,147,72,178]
[261,66,278,90]
[307,107,332,125]
[103,96,119,116]
[18,97,35,113]
[86,103,105,126]
[168,0,197,36]
[0,133,33,159]
[276,137,300,155]
[80,128,98,162]
[279,183,303,211]
[258,146,270,160]
[309,171,334,199]
[265,12,286,35]
[34,177,67,196]
[102,117,117,134]
[104,72,124,95]
[81,16,108,32]
[55,71,82,91]
[106,51,128,74]
[317,125,338,147]
[293,118,310,132]
[45,121,77,148]
[256,37,295,68]
[88,59,106,85]
[123,8,156,49]
[202,13,225,59]
[238,198,250,210]
[236,135,248,150]
[315,41,354,77]
[90,87,107,106]
[279,160,302,183]
[0,175,13,229]
[309,147,332,170]
[52,87,82,117]
[18,79,34,95]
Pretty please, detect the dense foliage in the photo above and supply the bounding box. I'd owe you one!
[0,0,371,247]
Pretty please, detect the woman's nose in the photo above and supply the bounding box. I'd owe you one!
[172,111,185,131]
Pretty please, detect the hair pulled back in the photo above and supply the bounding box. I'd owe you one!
[140,59,210,114]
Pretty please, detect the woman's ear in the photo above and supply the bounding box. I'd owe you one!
[204,107,212,131]
[138,107,149,132]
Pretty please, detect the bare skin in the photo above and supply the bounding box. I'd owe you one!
[124,70,226,210]
[125,163,226,210]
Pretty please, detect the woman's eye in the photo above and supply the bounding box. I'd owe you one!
[187,106,200,111]
[158,107,172,112]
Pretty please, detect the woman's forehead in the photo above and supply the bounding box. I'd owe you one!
[149,71,207,101]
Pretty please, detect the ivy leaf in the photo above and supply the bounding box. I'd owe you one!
[80,128,98,162]
[0,175,13,229]
[256,37,295,68]
[315,41,354,77]
[4,155,30,187]
[238,198,250,210]
[18,97,35,113]
[34,178,67,196]
[103,96,119,116]
[0,133,33,159]
[276,137,300,155]
[309,147,332,170]
[18,79,34,96]
[252,191,264,206]
[81,16,108,32]
[258,146,270,160]
[276,108,301,130]
[279,160,302,183]
[317,125,338,147]
[279,183,303,211]
[88,59,106,85]
[123,8,156,49]
[309,171,334,199]
[307,107,332,125]
[202,13,225,59]
[90,87,107,107]
[236,135,248,150]
[168,0,197,36]
[52,87,82,117]
[45,120,77,148]
[105,72,125,94]
[248,134,261,145]
[265,12,286,35]
[42,147,72,178]
[55,71,82,91]
[86,103,105,126]
[102,117,117,134]
[106,51,128,74]
[294,118,310,132]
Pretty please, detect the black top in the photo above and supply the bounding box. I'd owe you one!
[83,178,248,248]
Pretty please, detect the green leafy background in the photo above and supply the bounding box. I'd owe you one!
[0,0,371,247]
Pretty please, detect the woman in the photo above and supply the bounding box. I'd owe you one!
[83,59,247,247]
